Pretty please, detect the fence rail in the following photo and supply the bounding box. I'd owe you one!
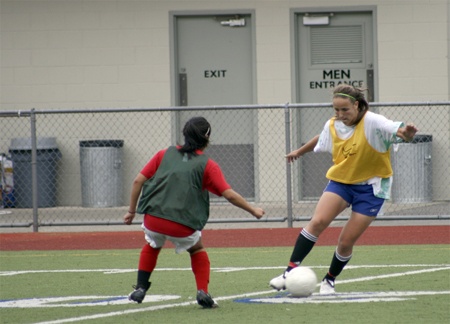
[1,102,449,232]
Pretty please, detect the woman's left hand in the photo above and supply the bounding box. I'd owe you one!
[123,212,135,225]
[398,123,418,142]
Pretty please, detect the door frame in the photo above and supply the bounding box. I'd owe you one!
[168,10,259,200]
[290,6,378,104]
[169,10,257,143]
[169,10,257,108]
[289,6,378,201]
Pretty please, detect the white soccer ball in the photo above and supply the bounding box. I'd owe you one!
[285,266,318,297]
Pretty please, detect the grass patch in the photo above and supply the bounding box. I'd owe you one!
[0,245,449,323]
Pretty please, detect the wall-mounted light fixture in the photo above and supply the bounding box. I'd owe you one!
[221,18,246,27]
[303,15,330,26]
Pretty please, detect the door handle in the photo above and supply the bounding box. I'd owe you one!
[179,72,188,106]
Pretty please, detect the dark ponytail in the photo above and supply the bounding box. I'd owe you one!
[178,117,211,158]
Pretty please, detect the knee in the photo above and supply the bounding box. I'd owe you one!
[188,242,205,255]
[337,238,354,255]
[306,219,329,236]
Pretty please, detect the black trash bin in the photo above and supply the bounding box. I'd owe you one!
[9,137,62,208]
[79,140,124,208]
[391,135,432,203]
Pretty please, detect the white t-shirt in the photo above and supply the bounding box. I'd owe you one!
[314,111,404,199]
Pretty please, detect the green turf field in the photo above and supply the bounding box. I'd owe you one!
[1,245,449,324]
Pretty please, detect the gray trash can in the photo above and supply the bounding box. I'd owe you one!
[80,140,124,207]
[391,135,432,203]
[9,137,62,208]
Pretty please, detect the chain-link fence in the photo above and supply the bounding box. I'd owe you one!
[0,103,449,231]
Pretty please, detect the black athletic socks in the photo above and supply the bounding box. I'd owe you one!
[327,250,352,278]
[288,229,318,269]
[136,270,151,289]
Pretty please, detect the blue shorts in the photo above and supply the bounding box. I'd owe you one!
[324,180,385,217]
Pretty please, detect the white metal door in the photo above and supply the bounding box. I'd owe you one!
[295,10,376,199]
[174,14,255,198]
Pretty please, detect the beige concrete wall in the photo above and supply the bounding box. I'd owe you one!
[1,0,449,204]
[376,1,449,101]
[1,0,448,109]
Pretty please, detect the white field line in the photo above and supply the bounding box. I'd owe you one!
[2,264,449,276]
[31,266,450,324]
[325,266,450,286]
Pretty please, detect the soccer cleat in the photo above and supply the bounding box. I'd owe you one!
[269,271,288,291]
[196,290,219,308]
[128,282,151,303]
[319,278,336,295]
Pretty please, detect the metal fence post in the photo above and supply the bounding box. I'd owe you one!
[30,109,39,232]
[284,103,293,228]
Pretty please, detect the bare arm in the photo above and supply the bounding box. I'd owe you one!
[221,189,265,219]
[123,173,148,225]
[285,135,320,163]
[396,123,418,142]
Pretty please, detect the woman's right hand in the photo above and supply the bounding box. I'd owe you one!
[285,149,301,163]
[285,135,319,163]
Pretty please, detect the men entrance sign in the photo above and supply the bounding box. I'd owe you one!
[309,69,364,89]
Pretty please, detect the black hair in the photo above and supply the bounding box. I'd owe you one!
[178,116,211,158]
[333,84,370,113]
